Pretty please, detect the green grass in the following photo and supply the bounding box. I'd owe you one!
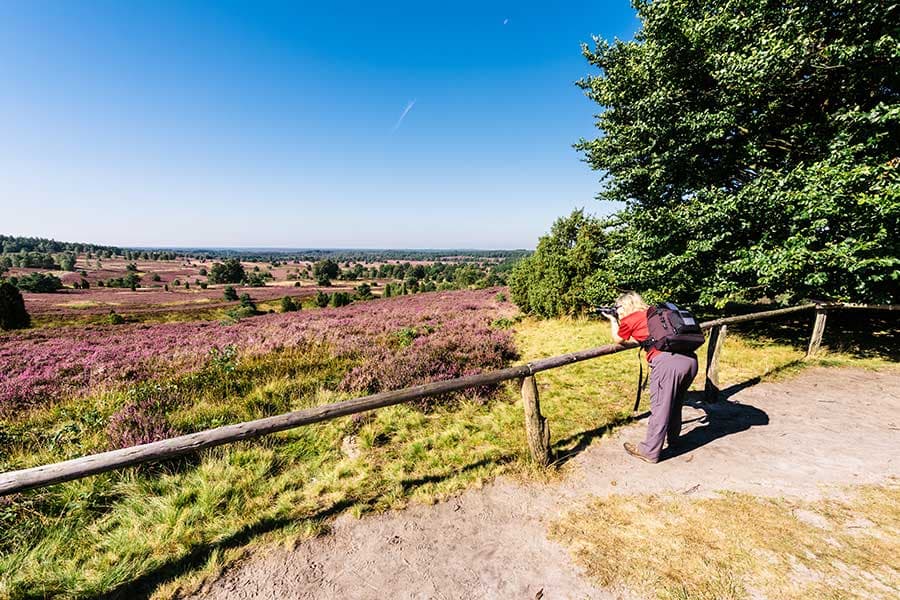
[0,316,895,599]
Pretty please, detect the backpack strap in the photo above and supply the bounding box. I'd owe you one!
[633,346,650,412]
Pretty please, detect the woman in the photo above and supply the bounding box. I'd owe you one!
[602,291,698,463]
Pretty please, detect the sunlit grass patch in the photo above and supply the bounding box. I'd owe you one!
[55,300,109,309]
[549,483,900,600]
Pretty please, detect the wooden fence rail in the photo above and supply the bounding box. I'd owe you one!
[1,302,895,496]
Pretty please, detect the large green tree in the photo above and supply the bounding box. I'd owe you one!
[576,0,898,306]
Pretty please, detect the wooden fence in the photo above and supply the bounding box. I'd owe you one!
[1,302,895,496]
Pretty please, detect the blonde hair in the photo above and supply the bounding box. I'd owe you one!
[615,291,649,318]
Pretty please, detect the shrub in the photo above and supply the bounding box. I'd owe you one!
[208,259,246,284]
[314,291,330,307]
[106,386,179,449]
[355,283,373,300]
[280,296,299,312]
[313,259,340,281]
[0,282,30,330]
[244,272,267,287]
[14,272,63,293]
[509,210,610,317]
[239,293,257,311]
[330,292,352,307]
[223,286,239,301]
[107,310,125,325]
[151,274,162,282]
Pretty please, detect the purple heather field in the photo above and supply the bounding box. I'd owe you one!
[0,289,519,416]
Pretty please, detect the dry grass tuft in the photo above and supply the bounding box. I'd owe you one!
[550,483,900,600]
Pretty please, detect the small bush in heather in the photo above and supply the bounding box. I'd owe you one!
[314,291,330,308]
[280,296,300,312]
[239,293,256,311]
[107,310,125,325]
[223,286,238,301]
[107,386,179,449]
[0,282,30,330]
[330,292,352,307]
[495,292,507,303]
[293,281,301,287]
[355,283,373,300]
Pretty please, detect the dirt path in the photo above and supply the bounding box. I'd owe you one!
[190,367,900,600]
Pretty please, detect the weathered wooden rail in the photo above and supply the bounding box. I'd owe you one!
[0,302,895,495]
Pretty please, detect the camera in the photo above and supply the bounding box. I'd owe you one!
[593,306,619,320]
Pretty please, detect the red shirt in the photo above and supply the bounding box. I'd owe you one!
[618,310,660,363]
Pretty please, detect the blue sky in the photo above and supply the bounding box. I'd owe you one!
[0,1,640,249]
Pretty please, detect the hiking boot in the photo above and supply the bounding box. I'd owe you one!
[624,442,657,464]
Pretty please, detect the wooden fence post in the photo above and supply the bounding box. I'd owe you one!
[807,306,828,357]
[704,324,727,402]
[520,375,551,467]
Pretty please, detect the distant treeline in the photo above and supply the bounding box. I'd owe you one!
[151,248,531,263]
[1,235,123,257]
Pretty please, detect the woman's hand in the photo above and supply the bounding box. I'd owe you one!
[605,313,624,343]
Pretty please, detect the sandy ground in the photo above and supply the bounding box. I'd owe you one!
[189,367,900,600]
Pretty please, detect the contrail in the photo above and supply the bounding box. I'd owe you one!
[392,99,416,132]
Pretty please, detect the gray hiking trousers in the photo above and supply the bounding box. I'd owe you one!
[638,352,699,461]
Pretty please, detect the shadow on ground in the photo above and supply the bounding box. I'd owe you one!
[552,373,774,466]
[661,389,769,461]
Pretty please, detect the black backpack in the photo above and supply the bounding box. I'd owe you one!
[643,302,705,354]
[633,303,705,412]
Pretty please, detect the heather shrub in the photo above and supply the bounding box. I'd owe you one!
[107,311,125,325]
[223,286,238,301]
[314,291,330,307]
[0,288,519,414]
[106,385,179,449]
[340,324,518,409]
